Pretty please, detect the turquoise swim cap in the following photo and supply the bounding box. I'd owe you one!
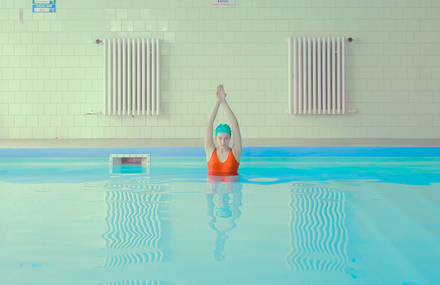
[215,124,231,137]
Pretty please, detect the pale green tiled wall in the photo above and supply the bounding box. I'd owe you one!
[1,0,439,139]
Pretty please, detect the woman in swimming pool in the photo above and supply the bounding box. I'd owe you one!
[205,84,242,176]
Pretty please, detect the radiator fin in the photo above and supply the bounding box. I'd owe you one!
[289,37,346,115]
[105,38,160,116]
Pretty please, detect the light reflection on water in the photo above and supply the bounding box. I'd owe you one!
[99,173,357,283]
[1,156,439,284]
[104,177,169,267]
[206,177,242,262]
[287,183,351,273]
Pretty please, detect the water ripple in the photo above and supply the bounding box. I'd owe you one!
[103,179,168,267]
[287,183,349,272]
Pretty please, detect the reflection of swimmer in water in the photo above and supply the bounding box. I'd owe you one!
[206,176,242,261]
[205,84,242,176]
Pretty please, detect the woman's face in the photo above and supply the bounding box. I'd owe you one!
[216,133,230,148]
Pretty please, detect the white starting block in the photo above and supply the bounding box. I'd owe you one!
[109,154,150,175]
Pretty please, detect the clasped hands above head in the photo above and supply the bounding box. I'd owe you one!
[216,84,226,101]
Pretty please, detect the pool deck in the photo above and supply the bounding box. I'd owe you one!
[0,138,439,148]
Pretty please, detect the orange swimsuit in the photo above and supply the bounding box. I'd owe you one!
[207,149,239,176]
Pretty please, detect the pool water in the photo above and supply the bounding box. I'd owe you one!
[0,147,439,285]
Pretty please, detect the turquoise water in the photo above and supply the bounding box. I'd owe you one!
[1,148,440,285]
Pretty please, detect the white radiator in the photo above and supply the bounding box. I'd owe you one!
[104,38,160,116]
[288,37,346,115]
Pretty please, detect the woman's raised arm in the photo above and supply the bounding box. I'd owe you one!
[221,99,242,156]
[216,85,242,157]
[205,100,220,160]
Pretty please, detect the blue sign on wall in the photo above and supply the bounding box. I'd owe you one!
[32,0,56,13]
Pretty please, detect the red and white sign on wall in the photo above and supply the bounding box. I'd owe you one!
[211,0,235,7]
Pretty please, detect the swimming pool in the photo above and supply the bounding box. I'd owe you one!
[1,147,439,285]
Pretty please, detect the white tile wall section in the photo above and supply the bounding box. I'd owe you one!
[0,0,440,139]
